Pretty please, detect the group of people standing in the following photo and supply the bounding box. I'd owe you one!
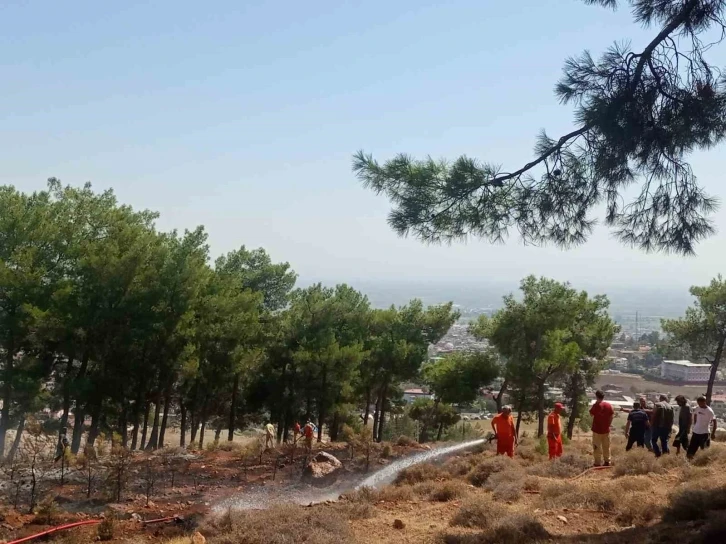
[624,394,717,460]
[264,420,317,451]
[491,390,719,464]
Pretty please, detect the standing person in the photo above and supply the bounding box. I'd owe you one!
[673,396,691,455]
[491,406,517,457]
[625,402,649,450]
[54,427,70,463]
[639,397,654,452]
[651,395,674,457]
[589,390,614,467]
[303,420,314,453]
[547,403,564,460]
[687,396,717,460]
[293,421,301,445]
[264,422,275,449]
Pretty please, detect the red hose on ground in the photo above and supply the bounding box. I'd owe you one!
[6,519,101,544]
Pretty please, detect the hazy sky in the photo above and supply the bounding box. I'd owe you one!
[2,1,725,291]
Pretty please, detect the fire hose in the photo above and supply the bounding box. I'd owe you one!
[5,514,181,544]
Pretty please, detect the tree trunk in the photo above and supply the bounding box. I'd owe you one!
[376,384,388,442]
[228,373,240,442]
[145,393,162,450]
[317,369,327,443]
[198,397,208,448]
[566,372,582,440]
[86,400,102,448]
[536,380,546,438]
[330,411,340,442]
[494,380,508,413]
[436,421,444,441]
[70,350,91,454]
[706,336,726,405]
[119,404,128,448]
[0,340,14,459]
[363,387,371,426]
[372,391,382,440]
[7,415,25,462]
[179,402,187,447]
[515,390,525,438]
[60,357,75,430]
[190,409,198,444]
[140,401,150,450]
[159,384,172,448]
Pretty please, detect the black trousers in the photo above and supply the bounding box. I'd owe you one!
[687,433,709,457]
[626,431,645,450]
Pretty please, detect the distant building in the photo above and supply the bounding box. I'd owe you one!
[403,388,433,403]
[660,360,711,382]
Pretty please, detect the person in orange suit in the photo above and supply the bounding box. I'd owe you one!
[547,403,564,459]
[491,405,517,457]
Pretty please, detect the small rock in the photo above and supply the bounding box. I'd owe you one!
[131,513,142,522]
[393,519,405,530]
[557,515,568,524]
[187,500,193,505]
[191,532,206,544]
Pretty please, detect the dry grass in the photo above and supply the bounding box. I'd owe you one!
[540,481,618,512]
[443,454,480,477]
[449,495,508,529]
[203,504,353,544]
[467,455,519,487]
[613,448,664,477]
[664,486,726,521]
[618,475,654,492]
[429,480,470,502]
[394,462,449,485]
[444,513,550,544]
[525,452,590,478]
[483,470,525,501]
[689,444,726,467]
[614,494,660,526]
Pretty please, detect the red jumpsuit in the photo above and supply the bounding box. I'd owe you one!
[491,413,516,457]
[547,411,563,459]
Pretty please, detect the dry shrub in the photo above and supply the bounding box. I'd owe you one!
[523,476,541,492]
[203,504,352,544]
[701,511,726,542]
[381,444,393,458]
[487,514,550,544]
[618,475,653,492]
[713,430,726,442]
[332,501,374,520]
[613,448,663,477]
[467,455,518,487]
[397,435,418,447]
[218,441,243,452]
[525,453,590,478]
[658,453,688,470]
[690,445,726,467]
[450,495,508,529]
[516,444,538,462]
[429,480,469,502]
[614,494,660,526]
[412,481,437,497]
[444,455,479,477]
[540,482,618,511]
[394,462,449,485]
[678,464,714,484]
[376,485,415,502]
[664,486,726,521]
[484,470,525,501]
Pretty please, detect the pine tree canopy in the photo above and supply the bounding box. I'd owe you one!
[353,0,726,255]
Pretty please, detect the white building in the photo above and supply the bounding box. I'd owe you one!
[660,360,711,382]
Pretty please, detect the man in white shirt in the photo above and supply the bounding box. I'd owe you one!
[687,395,717,460]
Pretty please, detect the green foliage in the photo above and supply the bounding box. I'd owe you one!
[408,398,460,442]
[662,275,726,402]
[422,351,499,405]
[354,1,726,255]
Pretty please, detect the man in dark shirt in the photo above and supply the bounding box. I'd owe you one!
[673,395,691,455]
[651,395,674,457]
[625,402,650,450]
